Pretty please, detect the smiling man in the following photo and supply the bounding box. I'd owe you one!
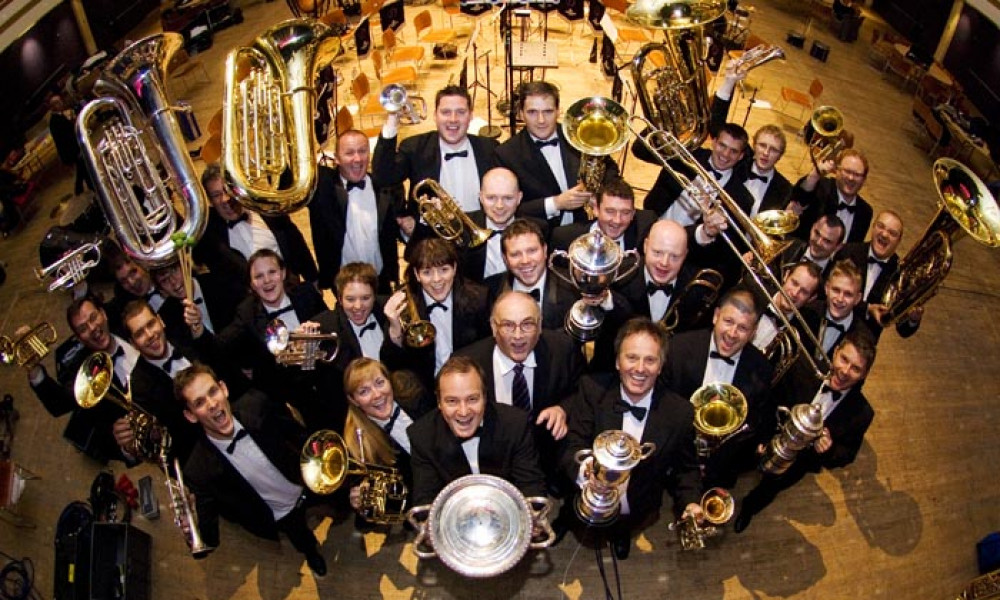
[791,148,874,244]
[801,259,872,361]
[407,355,546,506]
[550,178,656,255]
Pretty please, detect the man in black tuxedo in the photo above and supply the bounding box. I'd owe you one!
[372,85,499,218]
[103,245,167,338]
[751,261,822,363]
[549,178,657,255]
[174,364,328,575]
[734,329,877,533]
[407,355,547,506]
[496,81,618,229]
[665,288,775,488]
[765,214,845,287]
[195,163,318,286]
[562,318,704,559]
[152,260,248,336]
[800,259,872,365]
[48,93,91,195]
[308,129,400,293]
[834,210,923,338]
[790,148,874,244]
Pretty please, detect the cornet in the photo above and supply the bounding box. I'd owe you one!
[265,319,339,371]
[669,487,735,551]
[412,179,491,249]
[380,84,427,125]
[35,242,102,292]
[0,323,58,371]
[391,281,436,349]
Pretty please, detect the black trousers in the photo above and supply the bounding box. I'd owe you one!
[740,454,822,517]
[276,496,319,557]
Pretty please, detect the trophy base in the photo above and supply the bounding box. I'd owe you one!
[564,301,605,343]
[574,493,620,527]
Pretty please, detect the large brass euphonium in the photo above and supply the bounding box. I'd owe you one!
[76,34,208,267]
[222,19,341,215]
[690,382,748,458]
[561,97,632,206]
[878,159,1000,325]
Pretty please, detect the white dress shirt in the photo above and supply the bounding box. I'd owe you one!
[341,175,383,273]
[438,139,481,213]
[702,337,740,386]
[424,290,454,374]
[227,212,281,261]
[492,347,537,409]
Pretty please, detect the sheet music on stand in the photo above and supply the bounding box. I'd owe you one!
[511,41,559,68]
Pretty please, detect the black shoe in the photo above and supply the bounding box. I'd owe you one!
[550,516,570,547]
[611,535,631,560]
[733,510,754,534]
[305,551,327,577]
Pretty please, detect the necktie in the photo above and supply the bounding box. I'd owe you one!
[820,384,843,402]
[161,347,183,375]
[526,288,541,302]
[226,213,250,229]
[867,256,886,266]
[383,404,401,434]
[266,305,295,321]
[646,281,675,297]
[427,301,448,314]
[358,321,378,338]
[346,179,367,192]
[746,172,769,183]
[444,150,468,161]
[826,319,846,333]
[837,202,857,214]
[613,399,647,421]
[709,168,723,180]
[226,428,249,454]
[535,138,559,148]
[709,350,735,365]
[511,363,531,412]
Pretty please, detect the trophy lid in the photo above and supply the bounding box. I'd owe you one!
[591,430,647,470]
[790,403,825,437]
[567,231,622,275]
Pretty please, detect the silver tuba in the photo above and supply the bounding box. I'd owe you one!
[76,34,208,267]
[380,84,427,125]
[222,19,341,215]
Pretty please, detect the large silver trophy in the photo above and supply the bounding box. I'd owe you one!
[548,231,640,342]
[406,475,556,578]
[574,430,655,526]
[759,402,824,476]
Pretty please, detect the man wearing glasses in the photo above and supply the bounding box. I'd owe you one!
[789,148,874,244]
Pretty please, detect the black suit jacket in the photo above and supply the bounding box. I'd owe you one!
[372,131,499,199]
[497,127,619,229]
[157,271,249,341]
[613,261,717,334]
[790,177,873,244]
[183,390,309,548]
[561,375,702,519]
[308,166,401,292]
[455,211,549,282]
[634,144,756,219]
[484,270,579,332]
[312,299,391,372]
[833,242,918,339]
[407,402,547,505]
[549,210,657,256]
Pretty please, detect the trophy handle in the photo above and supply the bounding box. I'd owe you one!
[526,496,556,549]
[407,504,436,559]
[574,448,594,464]
[614,249,641,282]
[547,250,576,287]
[638,442,657,460]
[775,405,791,427]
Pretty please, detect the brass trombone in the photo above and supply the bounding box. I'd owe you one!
[35,242,102,292]
[628,116,832,379]
[0,323,58,370]
[412,179,491,249]
[658,268,724,333]
[391,280,437,349]
[264,319,339,370]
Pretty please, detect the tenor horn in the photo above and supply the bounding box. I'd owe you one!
[380,84,427,125]
[0,323,58,370]
[76,34,208,267]
[690,382,748,459]
[35,242,102,292]
[412,179,491,249]
[878,159,1000,325]
[222,19,341,216]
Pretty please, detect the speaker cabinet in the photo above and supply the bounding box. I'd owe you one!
[89,523,151,600]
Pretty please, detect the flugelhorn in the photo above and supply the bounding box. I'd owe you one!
[628,116,832,380]
[561,97,631,219]
[380,84,427,125]
[658,268,724,333]
[807,105,851,174]
[729,43,786,74]
[76,34,208,267]
[878,159,1000,325]
[412,178,491,248]
[35,242,102,292]
[0,323,58,370]
[669,487,734,550]
[392,280,436,349]
[300,429,408,525]
[265,319,339,370]
[222,19,341,216]
[690,382,748,459]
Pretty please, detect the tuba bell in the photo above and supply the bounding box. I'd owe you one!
[669,487,735,550]
[690,382,748,458]
[76,34,208,267]
[562,97,631,218]
[878,159,1000,325]
[222,19,341,216]
[0,323,58,371]
[412,179,491,248]
[379,84,427,125]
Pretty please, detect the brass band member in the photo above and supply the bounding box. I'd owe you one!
[790,148,874,244]
[751,261,822,353]
[549,178,657,255]
[801,259,872,361]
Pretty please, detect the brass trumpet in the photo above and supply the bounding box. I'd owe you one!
[379,84,427,125]
[669,487,735,551]
[561,97,632,218]
[35,242,102,292]
[412,179,491,249]
[264,319,339,370]
[0,323,58,370]
[658,268,724,333]
[392,280,436,349]
[690,382,748,458]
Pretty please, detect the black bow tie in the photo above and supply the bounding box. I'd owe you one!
[459,427,482,441]
[427,301,448,314]
[266,305,295,321]
[837,202,857,214]
[358,321,378,338]
[383,404,401,434]
[111,345,125,361]
[709,350,735,365]
[226,428,249,454]
[161,347,184,374]
[193,296,204,305]
[525,288,541,302]
[346,179,367,192]
[709,168,723,181]
[613,399,648,421]
[820,384,843,402]
[746,171,769,183]
[867,256,886,266]
[226,213,250,229]
[444,150,468,161]
[825,318,847,333]
[534,138,559,148]
[646,281,674,297]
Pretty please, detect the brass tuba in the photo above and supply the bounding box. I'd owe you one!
[878,159,1000,325]
[392,280,437,349]
[412,179,491,248]
[35,242,102,292]
[690,382,748,458]
[76,34,208,267]
[561,97,632,216]
[380,84,427,125]
[0,323,58,370]
[669,487,735,550]
[264,319,339,370]
[222,19,340,216]
[300,429,408,525]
